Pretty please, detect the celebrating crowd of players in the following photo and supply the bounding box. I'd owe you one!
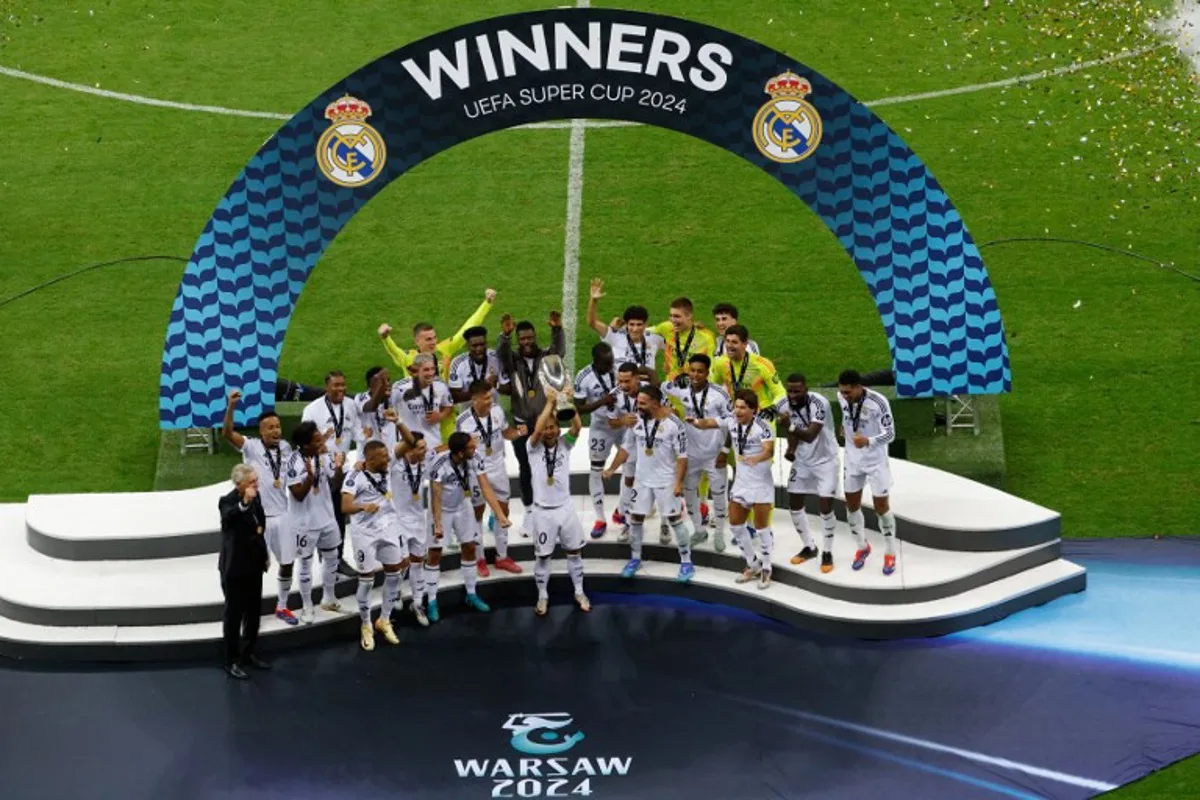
[221,281,897,653]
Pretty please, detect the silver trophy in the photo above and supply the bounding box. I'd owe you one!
[538,355,577,422]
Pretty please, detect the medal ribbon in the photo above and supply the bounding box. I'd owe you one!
[403,460,422,496]
[472,408,494,448]
[324,398,345,440]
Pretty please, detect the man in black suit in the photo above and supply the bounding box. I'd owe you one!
[219,463,272,679]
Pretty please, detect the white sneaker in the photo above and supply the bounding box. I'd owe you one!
[535,597,549,616]
[321,599,342,613]
[758,569,772,590]
[735,566,762,584]
[412,602,430,628]
[299,606,315,625]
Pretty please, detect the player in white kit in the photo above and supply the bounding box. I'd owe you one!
[286,421,345,623]
[837,369,898,576]
[390,433,431,628]
[222,390,298,625]
[573,342,620,538]
[585,277,665,372]
[447,326,508,404]
[663,354,732,553]
[392,354,455,454]
[340,441,405,651]
[356,366,398,448]
[603,385,693,582]
[456,380,524,576]
[777,373,841,573]
[429,432,512,617]
[689,390,777,589]
[607,362,645,542]
[302,370,361,574]
[528,386,591,616]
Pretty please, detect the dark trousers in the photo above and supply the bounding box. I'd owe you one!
[330,471,347,556]
[510,426,534,506]
[221,572,263,666]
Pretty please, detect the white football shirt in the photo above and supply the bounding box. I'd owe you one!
[663,381,732,463]
[456,405,508,472]
[528,436,575,508]
[574,363,619,430]
[719,416,775,495]
[447,351,508,402]
[603,327,665,371]
[626,413,687,489]
[301,396,360,456]
[285,451,338,531]
[775,392,838,467]
[238,437,292,517]
[429,452,480,512]
[392,378,454,448]
[839,388,895,468]
[354,391,398,450]
[389,456,427,527]
[341,467,398,534]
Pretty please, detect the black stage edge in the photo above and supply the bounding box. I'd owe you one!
[25,475,1060,561]
[0,566,1086,663]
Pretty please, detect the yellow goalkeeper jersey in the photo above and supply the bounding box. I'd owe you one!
[380,298,493,382]
[650,321,718,380]
[710,353,786,410]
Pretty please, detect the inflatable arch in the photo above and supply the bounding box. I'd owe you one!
[160,8,1010,429]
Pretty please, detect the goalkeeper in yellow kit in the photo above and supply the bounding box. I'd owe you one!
[710,324,786,413]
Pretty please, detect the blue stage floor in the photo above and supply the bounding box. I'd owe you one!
[1,538,1197,800]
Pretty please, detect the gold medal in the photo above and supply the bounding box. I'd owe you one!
[335,436,342,445]
[527,389,536,399]
[385,491,393,500]
[645,448,654,456]
[411,493,419,502]
[273,479,281,489]
[485,446,493,456]
[547,476,555,486]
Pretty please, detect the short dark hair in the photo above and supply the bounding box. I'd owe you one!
[670,297,694,314]
[463,325,488,341]
[617,361,640,375]
[638,384,663,404]
[448,431,471,453]
[712,302,739,318]
[258,411,280,425]
[592,341,613,360]
[687,353,711,368]
[734,389,759,409]
[291,420,319,448]
[724,324,750,343]
[468,379,491,397]
[838,369,863,386]
[412,322,434,337]
[324,370,345,384]
[623,305,649,323]
[363,440,387,458]
[515,320,535,334]
[786,372,808,385]
[365,366,384,385]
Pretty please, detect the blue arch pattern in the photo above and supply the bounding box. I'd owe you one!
[161,9,1010,429]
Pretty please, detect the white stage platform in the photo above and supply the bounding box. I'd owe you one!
[0,432,1084,660]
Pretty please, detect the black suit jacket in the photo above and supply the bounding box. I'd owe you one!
[218,489,269,580]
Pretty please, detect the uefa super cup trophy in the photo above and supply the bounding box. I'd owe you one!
[538,355,577,422]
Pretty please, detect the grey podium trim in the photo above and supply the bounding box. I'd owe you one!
[24,475,1060,562]
[0,540,1060,627]
[0,567,1086,663]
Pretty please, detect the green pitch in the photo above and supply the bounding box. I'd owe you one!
[1,1,1199,792]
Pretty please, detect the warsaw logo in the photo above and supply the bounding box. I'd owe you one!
[316,94,387,188]
[453,712,633,797]
[752,71,822,164]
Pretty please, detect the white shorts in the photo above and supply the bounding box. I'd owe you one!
[730,478,776,508]
[264,516,294,564]
[587,425,619,465]
[472,459,510,506]
[296,525,340,558]
[350,524,404,573]
[433,504,479,547]
[631,485,682,519]
[531,504,586,557]
[788,459,839,498]
[843,459,892,497]
[398,515,428,559]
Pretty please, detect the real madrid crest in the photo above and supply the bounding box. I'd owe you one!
[317,95,387,188]
[752,72,822,164]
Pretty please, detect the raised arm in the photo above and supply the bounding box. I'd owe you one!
[378,324,413,372]
[529,388,559,448]
[586,278,609,337]
[548,311,565,356]
[444,289,496,356]
[496,314,516,372]
[221,391,246,450]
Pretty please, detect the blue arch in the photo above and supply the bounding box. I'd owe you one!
[160,9,1010,429]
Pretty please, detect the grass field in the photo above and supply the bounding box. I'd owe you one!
[0,3,1198,791]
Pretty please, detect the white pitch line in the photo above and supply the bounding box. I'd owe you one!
[560,0,591,375]
[730,695,1119,793]
[0,43,1163,126]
